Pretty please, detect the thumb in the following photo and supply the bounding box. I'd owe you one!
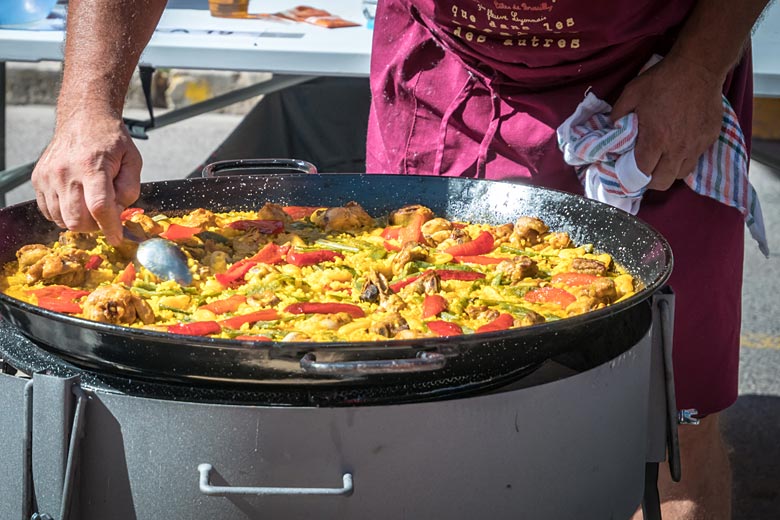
[609,87,639,123]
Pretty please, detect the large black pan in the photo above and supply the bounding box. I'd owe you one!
[0,161,671,402]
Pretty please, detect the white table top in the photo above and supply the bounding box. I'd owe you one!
[0,0,373,77]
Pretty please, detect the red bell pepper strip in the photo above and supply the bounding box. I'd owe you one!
[219,309,280,329]
[427,320,463,337]
[116,262,136,286]
[27,286,90,300]
[389,272,425,293]
[453,255,506,265]
[235,335,273,342]
[381,226,401,240]
[551,272,600,287]
[286,249,343,267]
[398,213,425,244]
[524,287,576,308]
[84,254,103,270]
[227,219,285,234]
[422,294,448,318]
[283,206,323,220]
[215,261,256,287]
[167,321,221,336]
[120,207,144,221]
[435,270,486,282]
[159,224,202,241]
[247,242,285,265]
[476,313,515,334]
[36,296,83,314]
[284,302,365,319]
[200,295,247,314]
[444,231,495,256]
[383,240,402,252]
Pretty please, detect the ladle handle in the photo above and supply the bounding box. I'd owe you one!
[201,159,318,177]
[300,351,447,375]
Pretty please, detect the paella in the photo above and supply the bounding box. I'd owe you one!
[0,202,638,342]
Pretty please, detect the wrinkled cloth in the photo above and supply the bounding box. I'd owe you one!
[557,91,769,257]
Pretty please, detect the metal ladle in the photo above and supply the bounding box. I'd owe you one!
[123,227,192,285]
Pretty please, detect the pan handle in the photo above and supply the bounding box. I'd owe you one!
[201,159,318,177]
[198,464,353,496]
[300,351,447,375]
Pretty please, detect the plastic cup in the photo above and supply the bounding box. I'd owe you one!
[208,0,250,18]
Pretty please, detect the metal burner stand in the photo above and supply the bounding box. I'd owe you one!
[0,291,684,520]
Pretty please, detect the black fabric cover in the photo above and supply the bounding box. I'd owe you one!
[190,77,371,177]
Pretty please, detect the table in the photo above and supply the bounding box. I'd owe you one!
[0,0,373,204]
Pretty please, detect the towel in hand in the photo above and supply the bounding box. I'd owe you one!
[556,90,769,258]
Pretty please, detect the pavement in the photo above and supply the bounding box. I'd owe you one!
[4,104,780,518]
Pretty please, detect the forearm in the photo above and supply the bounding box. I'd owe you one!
[669,0,770,84]
[57,0,167,123]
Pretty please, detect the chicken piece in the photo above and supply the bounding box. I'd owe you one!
[310,202,374,232]
[421,218,454,246]
[82,284,155,325]
[16,244,51,270]
[391,242,428,276]
[24,247,90,286]
[492,223,514,246]
[567,278,618,314]
[369,312,409,338]
[379,293,407,313]
[231,229,266,260]
[297,312,353,335]
[360,270,393,303]
[571,258,607,277]
[511,216,549,247]
[545,232,571,250]
[181,208,218,228]
[389,204,435,226]
[58,231,99,250]
[496,256,538,282]
[256,202,292,224]
[465,305,501,323]
[407,270,441,295]
[247,290,281,308]
[435,227,473,251]
[518,310,546,327]
[394,329,429,340]
[125,213,163,238]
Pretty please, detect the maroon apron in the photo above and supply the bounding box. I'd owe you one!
[367,0,752,415]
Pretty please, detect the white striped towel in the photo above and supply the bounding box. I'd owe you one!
[556,90,769,258]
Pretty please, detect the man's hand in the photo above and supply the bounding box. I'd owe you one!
[610,54,724,191]
[31,111,142,245]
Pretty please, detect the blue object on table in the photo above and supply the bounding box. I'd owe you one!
[0,0,58,25]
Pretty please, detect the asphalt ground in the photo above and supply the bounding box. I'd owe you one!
[4,104,780,518]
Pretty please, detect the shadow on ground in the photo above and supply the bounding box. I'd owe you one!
[722,394,780,519]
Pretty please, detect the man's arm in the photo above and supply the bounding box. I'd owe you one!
[610,0,770,190]
[32,0,167,244]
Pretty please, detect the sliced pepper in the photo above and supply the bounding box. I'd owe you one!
[435,269,486,282]
[167,321,221,336]
[120,207,144,221]
[219,309,280,329]
[159,224,202,241]
[284,302,365,319]
[524,286,576,308]
[215,261,256,287]
[381,226,402,240]
[27,285,90,300]
[200,295,247,314]
[35,296,83,314]
[84,254,103,270]
[116,262,136,286]
[422,294,448,318]
[383,240,402,252]
[453,255,506,265]
[286,249,343,267]
[551,272,600,287]
[248,242,286,265]
[427,320,463,337]
[398,213,425,244]
[227,219,285,234]
[445,231,495,256]
[476,313,514,334]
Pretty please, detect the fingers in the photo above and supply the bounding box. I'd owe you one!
[610,82,639,122]
[646,155,679,191]
[83,168,124,245]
